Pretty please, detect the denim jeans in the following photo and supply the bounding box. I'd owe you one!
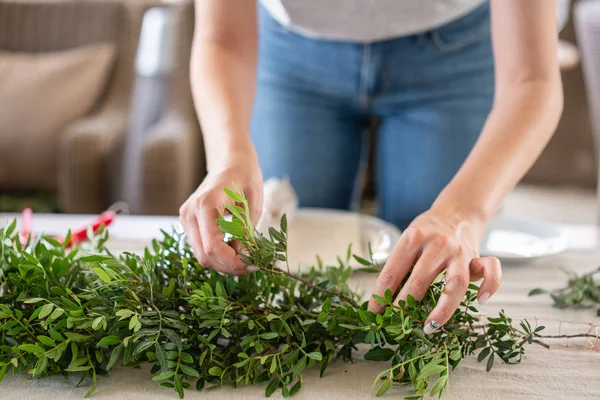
[251,2,494,229]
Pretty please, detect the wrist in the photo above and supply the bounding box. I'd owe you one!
[207,137,258,173]
[430,196,490,232]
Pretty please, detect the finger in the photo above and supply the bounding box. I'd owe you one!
[182,215,245,275]
[395,244,450,303]
[424,259,469,334]
[470,257,502,305]
[368,227,423,313]
[197,207,247,274]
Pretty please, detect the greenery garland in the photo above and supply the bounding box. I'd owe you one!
[0,187,545,399]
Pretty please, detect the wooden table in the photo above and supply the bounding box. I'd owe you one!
[1,214,600,399]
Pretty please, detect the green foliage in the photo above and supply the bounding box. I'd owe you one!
[530,267,600,316]
[0,187,540,399]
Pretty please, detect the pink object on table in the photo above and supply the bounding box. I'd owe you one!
[64,211,116,247]
[19,208,33,245]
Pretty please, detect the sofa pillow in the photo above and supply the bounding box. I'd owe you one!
[0,43,116,190]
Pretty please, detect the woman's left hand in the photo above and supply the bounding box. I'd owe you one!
[367,207,502,334]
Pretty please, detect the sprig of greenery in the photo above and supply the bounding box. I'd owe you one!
[0,186,543,399]
[529,267,600,316]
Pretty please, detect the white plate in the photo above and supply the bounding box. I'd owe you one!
[480,216,569,263]
[287,209,401,271]
[287,211,570,270]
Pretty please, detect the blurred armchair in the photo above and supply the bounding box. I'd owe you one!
[0,0,160,214]
[141,0,205,215]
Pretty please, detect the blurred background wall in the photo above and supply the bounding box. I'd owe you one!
[0,0,599,220]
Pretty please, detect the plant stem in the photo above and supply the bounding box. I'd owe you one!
[265,265,358,307]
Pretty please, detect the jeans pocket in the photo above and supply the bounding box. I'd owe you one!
[431,1,491,52]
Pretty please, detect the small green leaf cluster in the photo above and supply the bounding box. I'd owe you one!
[530,268,600,316]
[0,188,541,399]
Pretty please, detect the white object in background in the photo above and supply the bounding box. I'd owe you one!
[122,7,176,212]
[136,7,175,77]
[256,178,299,234]
[558,0,571,33]
[575,0,600,225]
[286,209,401,273]
[480,216,569,264]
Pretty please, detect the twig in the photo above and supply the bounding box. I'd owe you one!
[266,265,358,307]
[536,333,598,340]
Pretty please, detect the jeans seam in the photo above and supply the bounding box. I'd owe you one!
[350,129,370,211]
[360,44,372,110]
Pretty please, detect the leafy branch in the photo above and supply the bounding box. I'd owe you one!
[530,267,600,316]
[0,186,544,399]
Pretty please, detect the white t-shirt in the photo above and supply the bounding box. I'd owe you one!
[260,0,487,43]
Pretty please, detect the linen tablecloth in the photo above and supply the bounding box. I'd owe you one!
[2,242,599,399]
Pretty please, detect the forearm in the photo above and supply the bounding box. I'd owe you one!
[433,78,563,222]
[190,40,257,171]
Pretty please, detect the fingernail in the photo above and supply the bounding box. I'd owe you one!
[478,292,490,305]
[423,321,440,335]
[245,266,259,272]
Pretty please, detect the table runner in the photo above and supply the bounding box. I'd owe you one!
[3,242,599,399]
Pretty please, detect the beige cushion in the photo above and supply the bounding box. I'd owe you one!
[0,43,116,190]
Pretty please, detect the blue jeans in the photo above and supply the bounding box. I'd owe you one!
[251,2,494,229]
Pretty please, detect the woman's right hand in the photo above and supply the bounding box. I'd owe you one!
[179,148,263,275]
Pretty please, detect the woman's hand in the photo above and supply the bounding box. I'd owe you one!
[368,207,501,334]
[179,147,263,275]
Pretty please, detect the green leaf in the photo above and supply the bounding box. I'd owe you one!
[280,214,287,233]
[97,336,122,346]
[307,352,322,361]
[38,303,54,319]
[260,332,279,340]
[289,379,301,396]
[322,297,331,313]
[133,341,155,357]
[449,350,462,361]
[0,365,7,384]
[18,344,44,355]
[270,356,278,373]
[375,379,392,397]
[486,353,495,372]
[372,294,389,305]
[179,364,200,378]
[265,379,279,397]
[152,371,175,381]
[364,347,395,362]
[359,267,381,273]
[92,266,112,283]
[223,187,244,203]
[477,347,491,363]
[65,332,89,342]
[43,236,63,247]
[215,282,227,298]
[384,289,393,304]
[129,315,139,331]
[23,298,45,304]
[208,366,223,376]
[163,329,182,351]
[293,356,307,378]
[37,335,56,347]
[106,344,123,371]
[429,375,448,397]
[5,219,16,236]
[528,288,548,296]
[80,255,114,262]
[353,255,372,266]
[155,343,168,372]
[174,374,184,398]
